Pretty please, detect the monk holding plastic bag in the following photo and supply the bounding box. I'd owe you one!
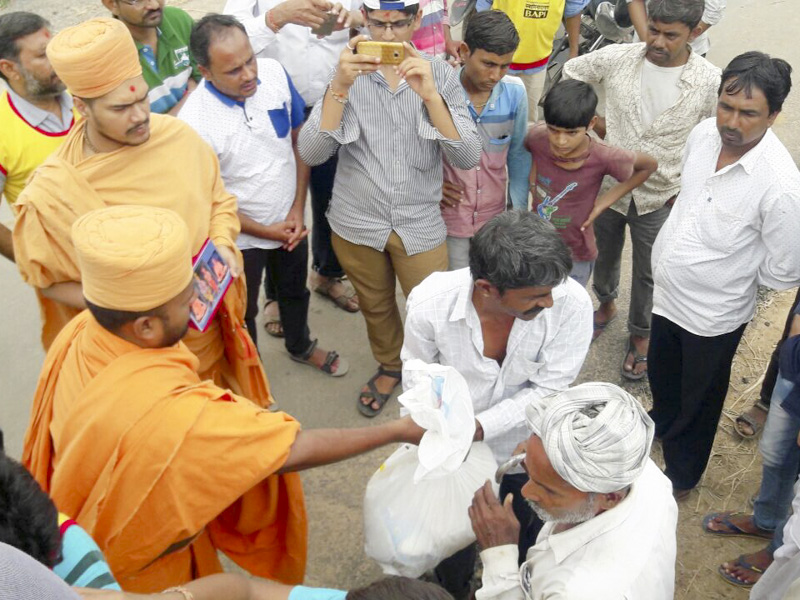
[363,360,498,577]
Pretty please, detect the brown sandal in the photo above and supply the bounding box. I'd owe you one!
[262,300,284,338]
[313,277,359,313]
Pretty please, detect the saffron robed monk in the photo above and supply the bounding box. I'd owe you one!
[12,17,267,405]
[22,205,425,592]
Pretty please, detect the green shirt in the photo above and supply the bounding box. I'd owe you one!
[136,6,201,114]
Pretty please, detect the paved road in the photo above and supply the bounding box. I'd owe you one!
[1,0,799,592]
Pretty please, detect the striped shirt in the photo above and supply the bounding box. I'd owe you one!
[298,59,482,255]
[54,515,120,590]
[411,0,450,59]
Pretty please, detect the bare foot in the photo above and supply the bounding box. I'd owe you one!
[623,334,649,377]
[720,549,773,585]
[360,374,401,412]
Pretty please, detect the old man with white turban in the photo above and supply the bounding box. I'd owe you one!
[469,382,678,600]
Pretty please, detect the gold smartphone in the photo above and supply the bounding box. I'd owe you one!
[356,41,405,65]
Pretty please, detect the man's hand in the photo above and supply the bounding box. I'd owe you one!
[441,181,464,208]
[397,43,439,103]
[397,414,426,445]
[271,0,333,30]
[580,205,603,231]
[665,194,677,208]
[330,3,362,31]
[215,244,242,278]
[284,206,309,251]
[331,34,381,94]
[469,480,520,549]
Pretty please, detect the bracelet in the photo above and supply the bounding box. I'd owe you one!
[163,586,194,600]
[329,86,348,105]
[266,9,281,33]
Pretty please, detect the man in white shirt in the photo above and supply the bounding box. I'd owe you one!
[179,14,348,376]
[402,211,593,597]
[470,382,677,600]
[649,51,800,498]
[564,0,720,380]
[225,0,362,325]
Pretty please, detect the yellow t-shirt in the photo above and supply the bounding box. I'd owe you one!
[491,0,566,68]
[0,90,77,208]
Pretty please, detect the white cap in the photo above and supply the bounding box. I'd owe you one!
[362,0,419,10]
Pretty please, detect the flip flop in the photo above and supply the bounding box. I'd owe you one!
[357,367,402,418]
[717,554,765,589]
[592,311,617,342]
[262,300,284,338]
[734,402,769,439]
[702,512,773,540]
[621,338,647,381]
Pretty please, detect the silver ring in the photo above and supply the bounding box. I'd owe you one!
[347,42,356,51]
[358,69,363,75]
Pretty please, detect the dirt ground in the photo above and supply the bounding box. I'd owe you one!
[1,0,799,598]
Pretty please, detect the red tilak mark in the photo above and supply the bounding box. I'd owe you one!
[130,85,136,92]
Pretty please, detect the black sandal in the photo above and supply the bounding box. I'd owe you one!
[357,366,402,418]
[289,339,349,377]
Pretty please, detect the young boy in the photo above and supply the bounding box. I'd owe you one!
[526,79,657,286]
[441,10,530,270]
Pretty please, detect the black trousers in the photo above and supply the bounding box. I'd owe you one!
[242,240,311,355]
[433,473,543,599]
[648,314,747,490]
[759,287,800,406]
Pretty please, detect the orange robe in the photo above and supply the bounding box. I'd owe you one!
[13,115,268,405]
[22,311,307,592]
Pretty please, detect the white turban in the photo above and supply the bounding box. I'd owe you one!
[525,383,654,494]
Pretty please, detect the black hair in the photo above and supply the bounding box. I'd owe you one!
[0,12,50,82]
[0,452,62,568]
[543,79,598,129]
[463,10,519,56]
[469,211,572,293]
[190,13,248,69]
[720,51,793,115]
[647,0,705,31]
[85,299,166,333]
[364,5,420,17]
[346,576,454,600]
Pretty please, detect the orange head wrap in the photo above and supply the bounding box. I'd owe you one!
[46,17,142,99]
[72,206,194,312]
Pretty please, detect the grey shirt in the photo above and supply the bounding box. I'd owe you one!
[298,57,482,255]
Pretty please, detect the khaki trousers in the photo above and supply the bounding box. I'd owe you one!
[516,69,547,123]
[332,232,448,371]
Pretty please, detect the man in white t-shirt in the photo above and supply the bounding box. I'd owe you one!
[563,0,719,381]
[179,14,348,376]
[225,0,362,328]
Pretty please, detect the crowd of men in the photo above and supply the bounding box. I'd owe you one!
[1,0,800,598]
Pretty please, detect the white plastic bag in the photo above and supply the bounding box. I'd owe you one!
[363,442,499,578]
[397,359,476,482]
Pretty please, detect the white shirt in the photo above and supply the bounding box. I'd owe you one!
[564,43,720,215]
[639,60,683,129]
[401,269,593,466]
[652,118,800,337]
[477,460,678,600]
[224,0,353,106]
[178,59,303,250]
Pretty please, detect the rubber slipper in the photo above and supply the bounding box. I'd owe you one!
[592,311,617,342]
[734,402,768,439]
[621,338,647,381]
[702,512,773,540]
[717,554,765,588]
[357,367,402,418]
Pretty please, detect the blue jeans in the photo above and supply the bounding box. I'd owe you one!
[753,374,800,552]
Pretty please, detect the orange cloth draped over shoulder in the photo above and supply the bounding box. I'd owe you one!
[22,311,308,592]
[12,115,270,406]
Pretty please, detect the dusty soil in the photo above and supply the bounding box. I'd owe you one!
[1,0,797,598]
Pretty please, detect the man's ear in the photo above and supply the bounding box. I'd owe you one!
[197,64,212,82]
[474,279,497,297]
[459,42,470,61]
[767,110,780,128]
[597,489,628,511]
[0,59,20,83]
[130,314,162,345]
[586,115,598,133]
[73,96,90,119]
[101,0,120,17]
